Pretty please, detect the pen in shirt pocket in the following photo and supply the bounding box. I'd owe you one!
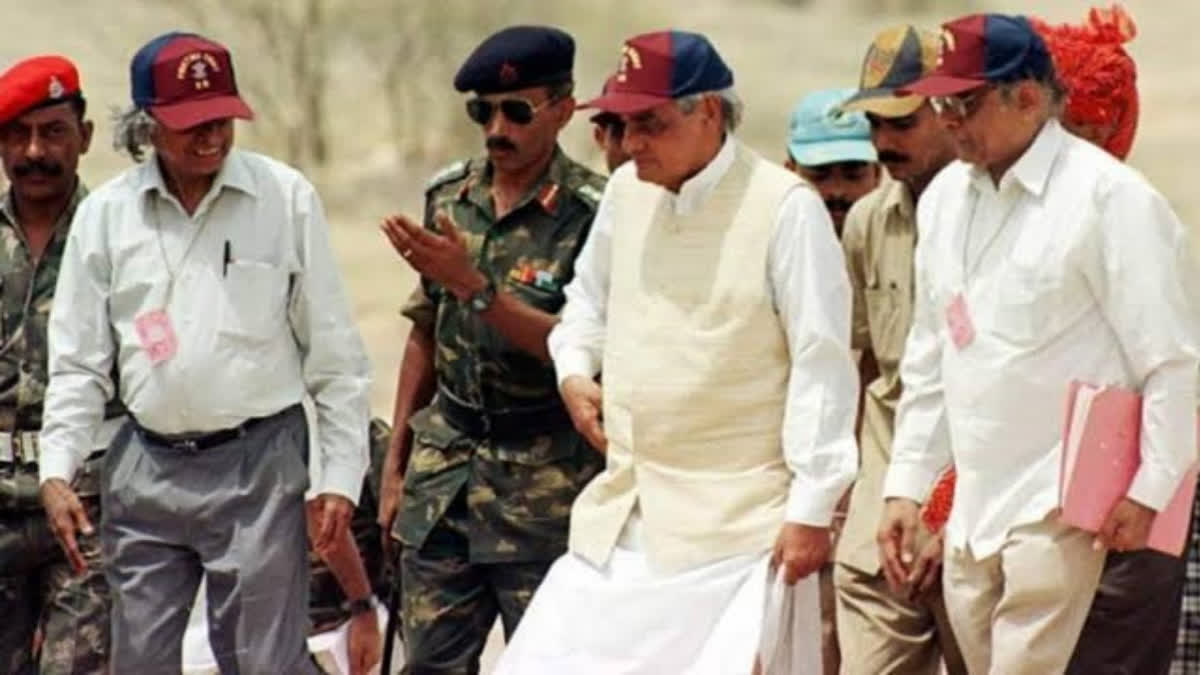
[223,240,232,278]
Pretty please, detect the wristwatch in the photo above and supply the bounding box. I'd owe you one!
[343,595,374,617]
[467,277,497,313]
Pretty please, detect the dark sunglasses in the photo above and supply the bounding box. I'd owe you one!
[465,96,559,126]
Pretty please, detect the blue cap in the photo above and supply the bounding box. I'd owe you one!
[454,26,575,95]
[787,88,877,167]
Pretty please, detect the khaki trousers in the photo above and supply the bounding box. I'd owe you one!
[943,517,1105,675]
[834,563,966,675]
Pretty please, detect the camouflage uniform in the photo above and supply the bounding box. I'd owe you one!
[0,183,115,675]
[393,147,606,673]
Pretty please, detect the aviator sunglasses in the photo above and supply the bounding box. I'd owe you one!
[465,95,562,126]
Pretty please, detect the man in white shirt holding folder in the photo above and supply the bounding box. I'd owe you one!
[877,13,1200,675]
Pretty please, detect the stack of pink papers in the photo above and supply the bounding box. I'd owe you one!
[1059,381,1197,557]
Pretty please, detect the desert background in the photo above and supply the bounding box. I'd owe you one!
[6,0,1198,671]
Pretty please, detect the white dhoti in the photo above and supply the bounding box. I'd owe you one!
[494,512,822,674]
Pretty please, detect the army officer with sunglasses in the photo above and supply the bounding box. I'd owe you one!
[376,25,606,672]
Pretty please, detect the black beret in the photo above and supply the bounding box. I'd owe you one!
[454,25,575,95]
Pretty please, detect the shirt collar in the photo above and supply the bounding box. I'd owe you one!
[880,177,915,222]
[0,179,89,234]
[462,145,569,218]
[969,118,1064,197]
[673,135,737,215]
[137,148,258,203]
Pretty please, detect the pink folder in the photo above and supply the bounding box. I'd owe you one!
[1059,380,1198,557]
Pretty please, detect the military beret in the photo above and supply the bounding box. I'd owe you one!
[0,55,82,126]
[454,25,575,95]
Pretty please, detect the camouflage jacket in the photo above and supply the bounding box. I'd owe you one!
[0,182,86,433]
[394,147,606,563]
[0,182,120,510]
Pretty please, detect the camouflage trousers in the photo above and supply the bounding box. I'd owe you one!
[0,496,109,675]
[399,487,553,675]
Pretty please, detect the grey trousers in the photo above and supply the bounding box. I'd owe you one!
[100,405,319,675]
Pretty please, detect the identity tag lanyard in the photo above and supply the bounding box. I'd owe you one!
[151,197,213,310]
[947,188,1026,351]
[959,188,1027,288]
[135,197,214,365]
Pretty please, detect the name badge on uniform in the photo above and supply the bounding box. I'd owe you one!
[134,309,179,365]
[945,292,975,350]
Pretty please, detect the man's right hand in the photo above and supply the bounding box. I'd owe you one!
[376,469,404,558]
[40,478,93,575]
[561,375,606,453]
[877,497,921,595]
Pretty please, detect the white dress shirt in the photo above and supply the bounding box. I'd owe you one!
[40,149,372,503]
[549,137,860,526]
[884,119,1200,557]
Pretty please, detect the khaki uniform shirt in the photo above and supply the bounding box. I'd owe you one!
[836,178,920,573]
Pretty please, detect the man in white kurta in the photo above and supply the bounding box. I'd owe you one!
[877,14,1200,675]
[495,30,859,674]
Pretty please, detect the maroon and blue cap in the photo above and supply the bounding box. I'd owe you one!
[900,14,1053,98]
[580,30,733,115]
[130,32,254,130]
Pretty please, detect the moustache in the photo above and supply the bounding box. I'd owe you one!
[825,198,854,214]
[485,136,517,152]
[12,159,63,178]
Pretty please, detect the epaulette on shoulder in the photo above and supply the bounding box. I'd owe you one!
[425,160,470,194]
[574,181,605,208]
[565,164,607,209]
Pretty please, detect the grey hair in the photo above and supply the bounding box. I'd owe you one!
[998,71,1068,118]
[676,87,744,132]
[111,106,159,162]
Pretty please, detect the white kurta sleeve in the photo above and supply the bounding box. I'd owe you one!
[769,185,860,526]
[882,186,952,503]
[548,174,616,384]
[1088,177,1200,510]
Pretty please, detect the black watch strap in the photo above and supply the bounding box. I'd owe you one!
[344,596,374,617]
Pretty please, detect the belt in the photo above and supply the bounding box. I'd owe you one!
[136,413,275,453]
[437,390,572,440]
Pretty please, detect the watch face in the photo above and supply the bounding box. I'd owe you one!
[470,283,495,312]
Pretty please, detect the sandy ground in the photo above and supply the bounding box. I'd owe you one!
[6,0,1200,670]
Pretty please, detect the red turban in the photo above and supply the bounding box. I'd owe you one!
[1032,5,1139,159]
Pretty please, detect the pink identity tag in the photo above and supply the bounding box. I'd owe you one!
[945,292,975,350]
[134,309,179,364]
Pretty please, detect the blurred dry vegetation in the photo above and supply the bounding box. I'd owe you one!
[5,0,1199,416]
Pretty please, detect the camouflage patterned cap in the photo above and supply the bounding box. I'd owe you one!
[841,25,939,118]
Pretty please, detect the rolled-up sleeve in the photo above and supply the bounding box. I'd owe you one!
[289,182,372,504]
[1089,179,1200,511]
[771,186,860,526]
[547,176,614,384]
[882,189,952,503]
[40,195,118,484]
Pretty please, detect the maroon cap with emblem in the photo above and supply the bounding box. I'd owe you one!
[580,30,734,115]
[131,32,254,130]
